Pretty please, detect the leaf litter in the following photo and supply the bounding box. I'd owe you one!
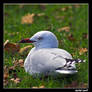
[79,48,88,55]
[58,26,70,32]
[21,13,45,24]
[4,40,20,54]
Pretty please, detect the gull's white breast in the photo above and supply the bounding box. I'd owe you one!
[24,48,75,75]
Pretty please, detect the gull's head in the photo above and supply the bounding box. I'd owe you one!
[19,31,58,49]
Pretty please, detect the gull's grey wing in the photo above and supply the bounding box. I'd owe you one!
[27,48,74,74]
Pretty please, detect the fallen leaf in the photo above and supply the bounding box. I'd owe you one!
[4,40,20,54]
[3,66,9,86]
[13,59,24,68]
[79,48,88,55]
[19,4,24,8]
[58,26,70,32]
[79,83,88,88]
[37,13,45,16]
[3,79,8,86]
[13,59,19,67]
[18,45,32,55]
[21,13,35,24]
[55,16,65,20]
[60,7,68,11]
[4,66,9,79]
[10,78,21,84]
[32,85,45,88]
[9,66,16,74]
[64,81,79,88]
[39,5,46,10]
[18,59,24,67]
[32,86,39,88]
[82,33,88,39]
[39,85,45,88]
[68,34,75,41]
[4,73,9,79]
[74,4,80,8]
[4,12,9,16]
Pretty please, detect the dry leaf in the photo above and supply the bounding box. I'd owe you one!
[74,4,80,8]
[4,40,20,54]
[58,26,70,32]
[3,79,8,86]
[4,66,9,79]
[79,83,88,88]
[39,85,45,88]
[18,45,32,55]
[13,59,24,68]
[32,86,39,88]
[3,66,9,86]
[55,16,65,20]
[68,34,75,41]
[10,78,21,84]
[21,13,35,24]
[32,85,45,88]
[4,73,9,79]
[39,5,46,10]
[13,59,19,67]
[64,81,79,88]
[79,48,88,55]
[19,4,24,8]
[37,13,45,16]
[19,59,24,67]
[82,33,88,39]
[60,7,68,11]
[9,66,16,74]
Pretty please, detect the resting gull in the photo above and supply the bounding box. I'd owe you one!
[19,31,85,76]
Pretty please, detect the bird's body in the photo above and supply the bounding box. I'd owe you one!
[19,31,85,75]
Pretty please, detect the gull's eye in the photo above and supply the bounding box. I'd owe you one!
[37,37,43,40]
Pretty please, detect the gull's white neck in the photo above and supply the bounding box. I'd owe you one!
[35,43,58,50]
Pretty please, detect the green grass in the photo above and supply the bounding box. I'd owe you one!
[4,4,88,88]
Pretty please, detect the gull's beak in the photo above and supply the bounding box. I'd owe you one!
[19,38,36,43]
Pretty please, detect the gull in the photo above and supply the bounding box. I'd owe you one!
[19,31,85,76]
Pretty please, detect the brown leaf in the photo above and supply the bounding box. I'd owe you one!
[4,66,9,79]
[68,34,75,41]
[18,45,32,55]
[74,4,80,8]
[4,40,20,54]
[64,81,79,88]
[21,13,35,24]
[39,85,45,88]
[19,59,24,67]
[79,48,88,55]
[10,78,21,84]
[37,13,45,16]
[19,4,24,8]
[82,33,88,39]
[13,59,19,67]
[60,7,68,11]
[4,73,9,79]
[3,66,9,86]
[55,16,65,20]
[13,59,24,68]
[39,5,46,10]
[32,86,39,88]
[58,26,70,32]
[32,85,45,88]
[79,83,88,88]
[3,79,8,86]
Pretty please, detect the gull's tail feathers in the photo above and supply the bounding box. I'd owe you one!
[55,69,78,74]
[55,59,85,74]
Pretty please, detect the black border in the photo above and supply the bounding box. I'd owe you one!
[1,1,90,92]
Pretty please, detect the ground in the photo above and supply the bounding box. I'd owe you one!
[4,4,88,88]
